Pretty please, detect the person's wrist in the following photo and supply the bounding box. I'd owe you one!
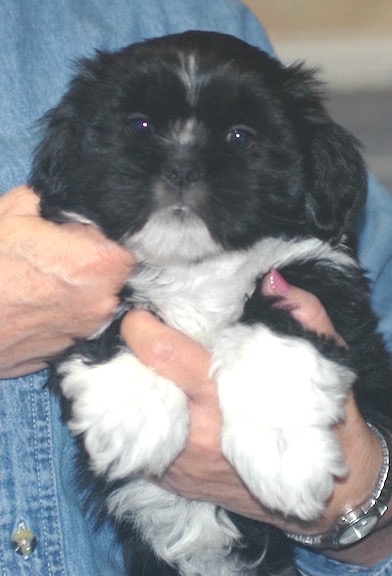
[323,427,392,566]
[278,409,383,537]
[285,423,391,548]
[323,417,385,530]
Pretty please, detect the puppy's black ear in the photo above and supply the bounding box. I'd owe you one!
[283,64,367,243]
[30,99,75,222]
[30,52,107,222]
[303,115,367,243]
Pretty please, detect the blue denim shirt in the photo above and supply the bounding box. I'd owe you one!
[1,1,391,574]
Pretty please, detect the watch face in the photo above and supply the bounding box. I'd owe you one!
[339,514,380,546]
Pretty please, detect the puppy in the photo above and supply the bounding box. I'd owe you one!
[30,31,392,576]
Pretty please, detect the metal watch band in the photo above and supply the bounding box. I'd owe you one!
[285,423,392,550]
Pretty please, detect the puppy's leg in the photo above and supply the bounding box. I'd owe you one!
[212,324,355,520]
[58,349,189,479]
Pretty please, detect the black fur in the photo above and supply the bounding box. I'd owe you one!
[30,31,392,575]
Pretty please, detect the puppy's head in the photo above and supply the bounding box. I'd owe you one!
[31,31,367,266]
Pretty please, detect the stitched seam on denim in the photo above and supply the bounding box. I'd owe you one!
[45,390,67,575]
[29,375,66,576]
[0,547,6,576]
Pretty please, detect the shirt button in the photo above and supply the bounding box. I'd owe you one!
[11,522,37,559]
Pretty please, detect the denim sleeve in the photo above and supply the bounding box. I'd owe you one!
[296,546,392,576]
[358,176,392,352]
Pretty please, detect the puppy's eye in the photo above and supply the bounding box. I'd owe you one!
[128,115,153,135]
[226,126,255,148]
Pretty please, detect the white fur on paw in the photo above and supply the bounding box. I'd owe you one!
[59,350,189,480]
[212,324,356,520]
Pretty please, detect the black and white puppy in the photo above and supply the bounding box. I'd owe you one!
[30,31,392,576]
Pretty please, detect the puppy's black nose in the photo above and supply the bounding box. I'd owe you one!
[164,164,202,189]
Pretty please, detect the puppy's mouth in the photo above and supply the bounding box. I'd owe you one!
[154,196,198,222]
[153,175,207,217]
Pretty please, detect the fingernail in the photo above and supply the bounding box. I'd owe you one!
[269,269,290,295]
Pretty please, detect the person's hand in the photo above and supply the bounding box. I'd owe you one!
[0,186,134,378]
[121,270,389,564]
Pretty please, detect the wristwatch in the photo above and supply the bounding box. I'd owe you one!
[285,423,392,549]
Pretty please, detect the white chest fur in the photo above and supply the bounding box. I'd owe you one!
[128,235,354,347]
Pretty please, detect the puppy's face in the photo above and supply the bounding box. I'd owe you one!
[33,31,366,266]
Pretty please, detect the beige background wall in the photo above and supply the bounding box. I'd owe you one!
[242,0,392,91]
[243,1,392,34]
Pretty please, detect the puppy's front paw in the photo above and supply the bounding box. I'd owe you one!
[212,324,355,520]
[59,350,189,480]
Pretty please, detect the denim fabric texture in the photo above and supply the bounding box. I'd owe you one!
[1,1,391,574]
[296,546,392,576]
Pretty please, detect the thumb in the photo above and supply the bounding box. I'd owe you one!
[120,309,211,399]
[262,269,346,345]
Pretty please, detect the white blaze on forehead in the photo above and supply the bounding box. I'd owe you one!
[170,118,197,146]
[178,52,199,105]
[164,52,202,147]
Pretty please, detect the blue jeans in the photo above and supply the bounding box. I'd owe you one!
[1,1,391,574]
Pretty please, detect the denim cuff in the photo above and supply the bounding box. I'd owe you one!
[295,546,392,576]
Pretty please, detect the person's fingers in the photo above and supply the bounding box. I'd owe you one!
[1,185,40,215]
[262,269,346,346]
[121,309,211,399]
